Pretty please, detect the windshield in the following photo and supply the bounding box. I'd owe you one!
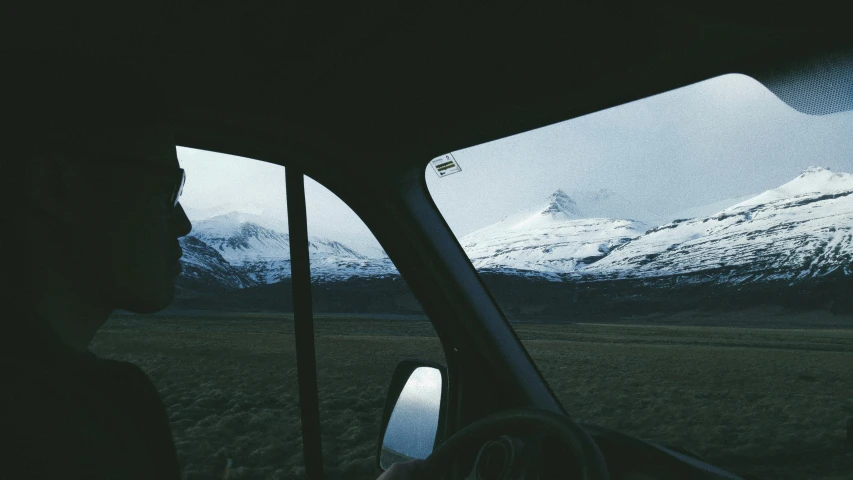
[425,74,853,480]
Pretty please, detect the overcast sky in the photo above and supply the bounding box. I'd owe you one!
[178,73,853,252]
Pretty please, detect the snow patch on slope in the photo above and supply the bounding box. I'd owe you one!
[668,192,759,223]
[586,167,853,282]
[185,211,398,284]
[732,166,853,209]
[461,190,647,276]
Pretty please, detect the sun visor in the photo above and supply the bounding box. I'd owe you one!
[753,48,853,116]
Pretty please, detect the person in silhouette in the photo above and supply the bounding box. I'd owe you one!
[0,50,425,480]
[0,50,191,479]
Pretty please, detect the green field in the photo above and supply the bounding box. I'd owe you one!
[91,312,853,480]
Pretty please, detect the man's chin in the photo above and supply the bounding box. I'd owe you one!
[118,285,176,314]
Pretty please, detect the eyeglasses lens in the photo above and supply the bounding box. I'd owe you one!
[172,169,186,207]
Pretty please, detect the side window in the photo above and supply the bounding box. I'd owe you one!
[92,148,305,479]
[304,176,446,479]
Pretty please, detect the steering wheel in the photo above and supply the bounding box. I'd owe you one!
[420,408,610,479]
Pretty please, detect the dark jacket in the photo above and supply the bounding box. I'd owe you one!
[1,312,181,479]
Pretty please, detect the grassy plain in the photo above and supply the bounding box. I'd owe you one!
[90,311,853,480]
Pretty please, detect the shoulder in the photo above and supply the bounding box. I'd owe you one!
[94,356,154,381]
[90,356,165,403]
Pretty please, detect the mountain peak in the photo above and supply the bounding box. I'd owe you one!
[195,211,287,233]
[784,166,853,194]
[729,167,853,210]
[543,189,584,218]
[799,166,830,176]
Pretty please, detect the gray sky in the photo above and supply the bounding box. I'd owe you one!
[426,74,853,237]
[178,73,853,250]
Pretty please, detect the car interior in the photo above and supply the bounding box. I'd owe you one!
[3,1,852,479]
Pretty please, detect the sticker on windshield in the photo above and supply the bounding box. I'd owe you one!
[430,153,461,177]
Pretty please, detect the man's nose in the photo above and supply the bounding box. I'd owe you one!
[171,203,192,237]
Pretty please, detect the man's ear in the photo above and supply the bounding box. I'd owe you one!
[24,152,77,224]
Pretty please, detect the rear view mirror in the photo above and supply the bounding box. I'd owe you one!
[377,359,448,471]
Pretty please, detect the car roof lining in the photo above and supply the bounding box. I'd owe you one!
[3,1,851,190]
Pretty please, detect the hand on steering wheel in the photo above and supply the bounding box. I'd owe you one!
[377,459,427,480]
[412,408,609,479]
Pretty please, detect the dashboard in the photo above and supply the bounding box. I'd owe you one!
[461,426,747,480]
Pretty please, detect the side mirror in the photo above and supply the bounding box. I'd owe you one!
[376,359,448,472]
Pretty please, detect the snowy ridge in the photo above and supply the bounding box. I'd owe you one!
[179,236,256,290]
[181,212,398,286]
[582,167,853,282]
[540,189,584,219]
[463,167,853,284]
[460,190,648,275]
[193,212,293,264]
[667,192,759,224]
[179,167,852,292]
[732,167,853,209]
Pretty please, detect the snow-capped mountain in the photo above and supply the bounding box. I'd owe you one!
[182,202,272,223]
[178,167,852,303]
[192,212,293,262]
[667,192,759,224]
[460,190,648,277]
[180,212,397,287]
[585,167,853,283]
[179,236,257,291]
[460,167,852,284]
[189,212,293,284]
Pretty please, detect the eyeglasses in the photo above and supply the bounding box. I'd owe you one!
[96,163,186,209]
[64,149,187,209]
[126,165,185,209]
[168,168,186,208]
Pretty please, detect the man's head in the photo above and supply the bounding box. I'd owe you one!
[2,49,192,314]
